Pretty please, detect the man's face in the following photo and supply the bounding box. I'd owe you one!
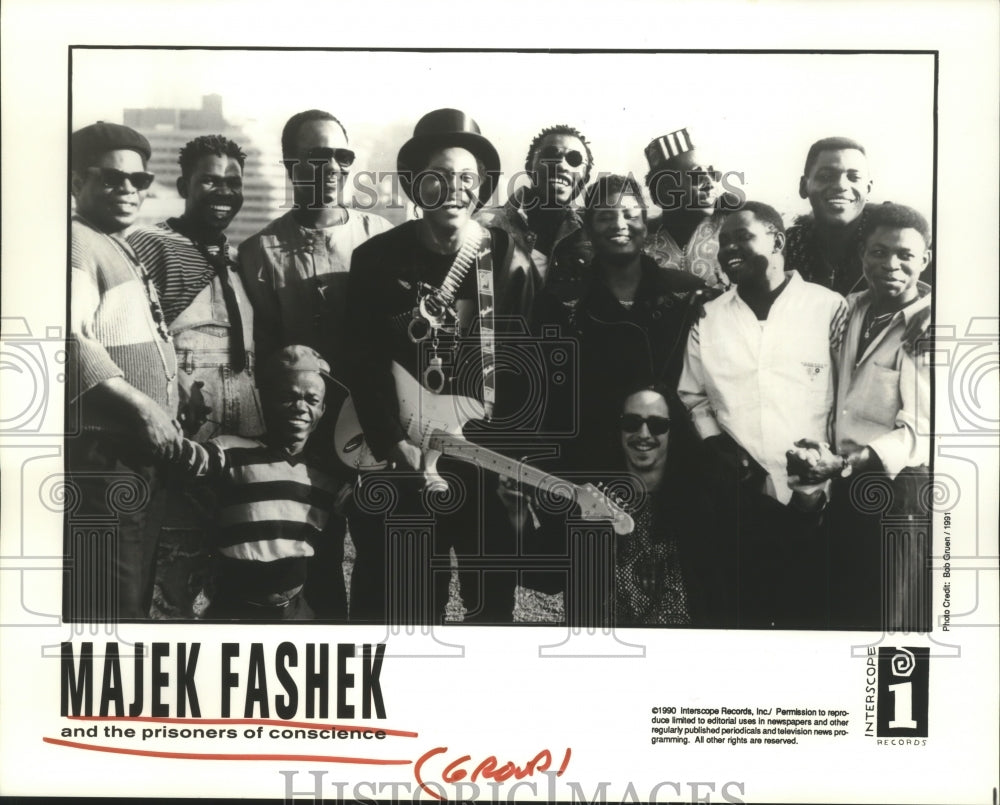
[718,210,784,285]
[861,226,929,306]
[287,119,352,209]
[530,133,588,206]
[587,192,646,263]
[72,149,150,233]
[649,149,721,212]
[262,372,327,450]
[415,147,481,230]
[180,154,244,234]
[620,390,670,473]
[800,148,872,226]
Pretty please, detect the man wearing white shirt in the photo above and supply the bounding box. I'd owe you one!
[678,201,847,627]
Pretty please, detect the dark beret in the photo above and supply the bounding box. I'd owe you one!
[71,121,151,170]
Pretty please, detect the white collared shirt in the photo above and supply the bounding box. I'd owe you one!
[679,271,847,503]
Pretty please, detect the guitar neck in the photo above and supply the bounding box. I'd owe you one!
[428,432,578,504]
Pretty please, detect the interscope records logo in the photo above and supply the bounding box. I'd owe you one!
[875,647,929,741]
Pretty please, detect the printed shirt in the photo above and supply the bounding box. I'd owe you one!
[237,208,393,370]
[834,286,931,477]
[643,211,730,290]
[678,271,848,503]
[783,208,870,296]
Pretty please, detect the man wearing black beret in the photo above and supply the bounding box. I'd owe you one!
[66,121,181,620]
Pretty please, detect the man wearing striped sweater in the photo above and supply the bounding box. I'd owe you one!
[174,346,349,620]
[67,121,181,620]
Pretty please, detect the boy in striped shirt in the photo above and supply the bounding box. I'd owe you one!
[175,345,349,619]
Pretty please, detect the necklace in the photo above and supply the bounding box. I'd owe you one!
[863,307,897,341]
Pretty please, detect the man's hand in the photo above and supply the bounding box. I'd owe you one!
[703,432,761,487]
[91,377,182,462]
[388,439,423,471]
[131,399,183,462]
[496,476,532,531]
[786,438,842,485]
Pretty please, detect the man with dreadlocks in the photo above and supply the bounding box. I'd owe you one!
[128,134,262,443]
[128,134,264,618]
[476,123,593,286]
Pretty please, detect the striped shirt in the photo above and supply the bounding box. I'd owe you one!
[177,435,340,594]
[128,220,235,325]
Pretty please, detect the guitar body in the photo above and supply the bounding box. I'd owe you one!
[334,361,484,473]
[333,362,633,533]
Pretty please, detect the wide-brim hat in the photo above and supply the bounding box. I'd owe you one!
[397,108,500,208]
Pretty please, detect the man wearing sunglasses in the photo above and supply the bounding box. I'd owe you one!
[67,121,181,620]
[239,110,390,619]
[238,109,392,376]
[476,124,593,286]
[643,128,734,291]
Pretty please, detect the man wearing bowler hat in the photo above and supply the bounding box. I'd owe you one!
[346,108,537,624]
[67,121,181,620]
[643,127,735,290]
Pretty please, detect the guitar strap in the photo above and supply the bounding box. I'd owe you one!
[474,227,495,421]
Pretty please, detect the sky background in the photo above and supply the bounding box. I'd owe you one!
[70,49,935,222]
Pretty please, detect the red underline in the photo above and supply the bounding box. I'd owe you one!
[43,737,413,764]
[64,716,417,738]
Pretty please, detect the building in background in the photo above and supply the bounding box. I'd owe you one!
[122,94,287,247]
[122,95,410,246]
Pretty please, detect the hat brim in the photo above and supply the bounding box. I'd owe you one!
[397,132,500,208]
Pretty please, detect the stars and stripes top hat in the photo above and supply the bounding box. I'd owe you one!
[644,128,697,171]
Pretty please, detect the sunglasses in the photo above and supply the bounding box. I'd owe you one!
[88,167,155,191]
[301,146,356,168]
[619,414,671,435]
[537,145,585,168]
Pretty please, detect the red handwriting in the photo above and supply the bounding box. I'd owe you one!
[413,746,572,800]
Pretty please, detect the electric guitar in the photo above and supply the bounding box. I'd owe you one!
[334,362,635,536]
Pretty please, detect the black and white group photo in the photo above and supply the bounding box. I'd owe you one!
[64,48,936,631]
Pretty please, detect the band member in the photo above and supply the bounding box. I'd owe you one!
[347,108,537,623]
[643,128,733,290]
[238,110,391,617]
[476,124,593,284]
[787,203,932,631]
[173,346,349,620]
[784,136,876,295]
[678,201,845,627]
[535,173,708,475]
[129,134,262,442]
[238,109,393,373]
[497,385,730,627]
[67,121,180,620]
